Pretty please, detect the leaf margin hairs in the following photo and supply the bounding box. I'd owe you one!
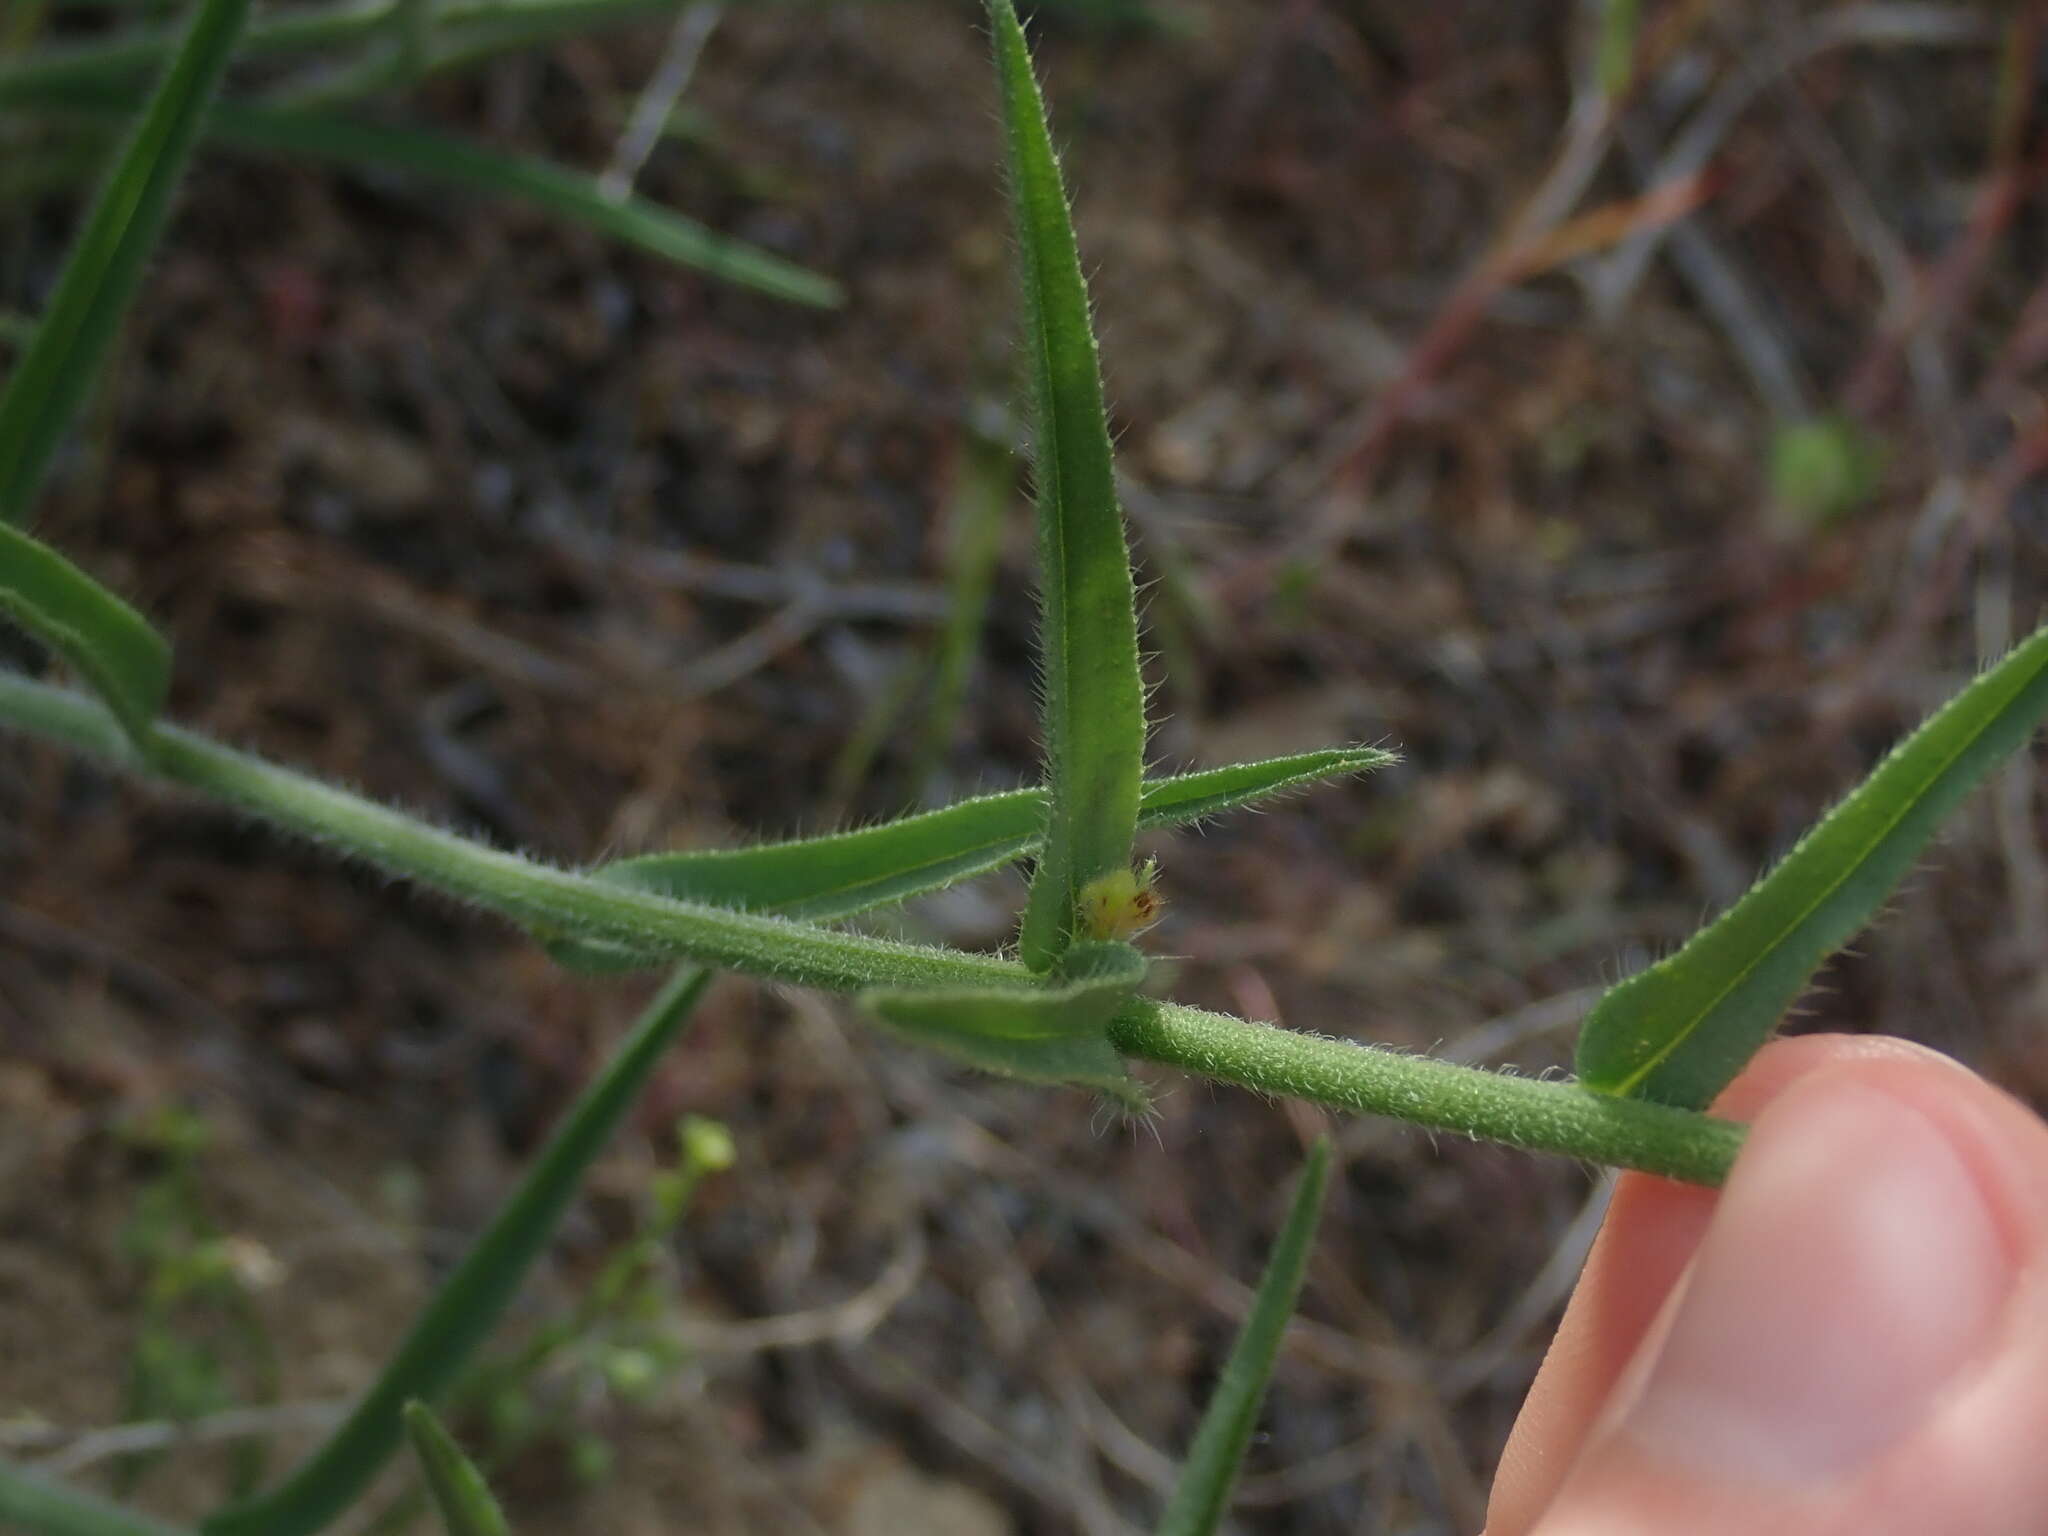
[544,746,1394,972]
[983,0,1150,970]
[1577,621,2048,1107]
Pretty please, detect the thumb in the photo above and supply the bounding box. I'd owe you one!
[1530,1049,2048,1536]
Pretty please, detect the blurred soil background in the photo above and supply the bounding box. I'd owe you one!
[4,0,2048,1531]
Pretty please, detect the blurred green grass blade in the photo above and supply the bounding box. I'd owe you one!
[0,0,674,107]
[548,747,1394,971]
[1577,621,2048,1108]
[0,521,168,746]
[0,0,247,522]
[200,104,841,307]
[402,1404,511,1536]
[864,938,1145,1104]
[985,0,1147,970]
[1157,1138,1329,1536]
[910,427,1011,794]
[203,967,711,1536]
[33,94,841,308]
[0,1458,192,1536]
[1595,0,1640,97]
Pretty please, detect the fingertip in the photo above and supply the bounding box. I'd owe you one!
[1527,1039,2048,1535]
[1491,1032,2047,1536]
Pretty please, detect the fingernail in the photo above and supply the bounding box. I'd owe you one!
[1620,1073,2014,1485]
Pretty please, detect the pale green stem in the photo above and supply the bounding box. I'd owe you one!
[0,672,1748,1186]
[1113,1003,1743,1186]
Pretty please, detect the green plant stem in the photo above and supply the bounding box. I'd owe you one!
[0,672,1017,996]
[0,671,1748,1187]
[1113,1004,1743,1186]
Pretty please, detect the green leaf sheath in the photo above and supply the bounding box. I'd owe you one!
[0,1459,192,1536]
[0,0,249,522]
[986,0,1148,970]
[0,522,168,747]
[1577,620,2048,1108]
[1157,1139,1329,1536]
[550,745,1395,971]
[865,938,1147,1105]
[204,967,708,1536]
[402,1404,513,1536]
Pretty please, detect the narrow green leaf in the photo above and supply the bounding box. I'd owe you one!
[1134,746,1396,827]
[864,938,1147,1104]
[1157,1139,1329,1536]
[1578,621,2048,1108]
[548,747,1393,972]
[0,1458,191,1536]
[402,1404,511,1536]
[985,0,1148,970]
[28,95,842,309]
[202,105,841,308]
[0,0,249,522]
[203,967,709,1536]
[0,521,168,747]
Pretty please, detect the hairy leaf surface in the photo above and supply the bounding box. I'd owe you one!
[546,747,1392,972]
[1578,622,2048,1107]
[985,0,1148,969]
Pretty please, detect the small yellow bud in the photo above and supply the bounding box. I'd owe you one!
[1077,861,1163,942]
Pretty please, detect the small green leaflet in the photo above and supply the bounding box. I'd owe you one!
[544,747,1392,972]
[402,1403,512,1536]
[0,521,169,750]
[1578,621,2048,1108]
[864,938,1147,1105]
[1157,1139,1330,1536]
[984,0,1149,971]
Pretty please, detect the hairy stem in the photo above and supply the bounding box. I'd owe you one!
[0,672,1018,995]
[1114,1002,1743,1185]
[0,672,1747,1186]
